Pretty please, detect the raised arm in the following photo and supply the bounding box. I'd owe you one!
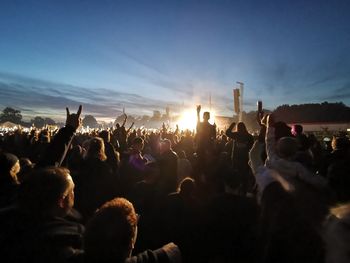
[265,114,278,162]
[196,105,201,133]
[257,112,267,143]
[38,105,82,167]
[121,113,127,127]
[126,122,134,134]
[196,105,201,123]
[225,122,236,138]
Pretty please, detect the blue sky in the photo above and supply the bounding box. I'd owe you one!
[0,0,349,121]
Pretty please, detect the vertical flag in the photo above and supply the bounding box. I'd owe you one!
[233,88,240,114]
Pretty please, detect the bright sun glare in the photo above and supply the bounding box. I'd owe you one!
[178,111,197,130]
[178,109,216,130]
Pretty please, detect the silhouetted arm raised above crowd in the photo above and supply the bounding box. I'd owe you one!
[38,105,82,167]
[265,114,277,162]
[126,122,134,134]
[121,113,127,127]
[257,112,267,143]
[225,122,236,138]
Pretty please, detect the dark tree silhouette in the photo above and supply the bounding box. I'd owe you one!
[31,116,45,128]
[44,117,56,125]
[82,115,98,128]
[273,102,350,123]
[0,107,22,124]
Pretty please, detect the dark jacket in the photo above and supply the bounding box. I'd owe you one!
[158,150,178,195]
[0,206,84,263]
[37,126,76,167]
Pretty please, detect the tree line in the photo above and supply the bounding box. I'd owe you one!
[1,101,349,129]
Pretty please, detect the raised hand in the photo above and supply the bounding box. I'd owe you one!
[196,105,201,114]
[257,111,265,126]
[66,105,82,131]
[267,114,274,127]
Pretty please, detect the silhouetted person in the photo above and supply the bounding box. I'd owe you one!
[0,167,84,262]
[75,137,116,220]
[196,105,216,158]
[0,152,20,208]
[84,197,181,263]
[225,122,254,195]
[99,130,120,176]
[177,151,193,184]
[157,139,178,196]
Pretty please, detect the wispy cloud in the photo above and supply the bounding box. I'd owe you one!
[0,72,183,121]
[318,82,350,101]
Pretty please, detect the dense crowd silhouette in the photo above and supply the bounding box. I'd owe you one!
[0,104,349,263]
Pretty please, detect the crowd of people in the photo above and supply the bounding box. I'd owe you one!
[0,104,349,263]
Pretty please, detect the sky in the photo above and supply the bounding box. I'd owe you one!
[0,0,350,122]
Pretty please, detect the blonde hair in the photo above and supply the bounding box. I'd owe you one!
[86,137,107,161]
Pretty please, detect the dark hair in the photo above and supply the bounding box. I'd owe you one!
[132,137,144,146]
[0,153,18,175]
[84,198,138,263]
[178,150,187,159]
[277,137,298,159]
[274,122,292,141]
[99,130,110,143]
[237,122,248,134]
[179,177,195,195]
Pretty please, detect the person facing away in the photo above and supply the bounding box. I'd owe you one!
[195,105,216,156]
[225,122,254,194]
[0,166,84,263]
[84,197,181,263]
[157,139,178,196]
[75,137,116,221]
[0,152,20,208]
[177,151,193,184]
[99,130,120,176]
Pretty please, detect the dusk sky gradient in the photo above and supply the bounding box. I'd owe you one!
[0,0,350,121]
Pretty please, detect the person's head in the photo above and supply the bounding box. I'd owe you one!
[221,134,228,142]
[67,145,84,169]
[17,157,34,183]
[132,137,144,152]
[40,134,50,144]
[276,137,298,160]
[274,122,292,141]
[99,130,110,143]
[18,167,74,217]
[178,177,195,196]
[291,124,303,136]
[236,122,248,134]
[86,137,107,161]
[160,139,171,154]
[331,136,349,151]
[203,111,210,122]
[324,203,350,263]
[178,150,187,159]
[84,198,138,263]
[0,153,20,184]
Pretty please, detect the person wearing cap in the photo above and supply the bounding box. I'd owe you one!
[0,152,20,208]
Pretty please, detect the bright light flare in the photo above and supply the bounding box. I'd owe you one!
[177,109,216,130]
[177,111,197,130]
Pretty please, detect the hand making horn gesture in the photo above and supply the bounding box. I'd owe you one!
[65,105,83,131]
